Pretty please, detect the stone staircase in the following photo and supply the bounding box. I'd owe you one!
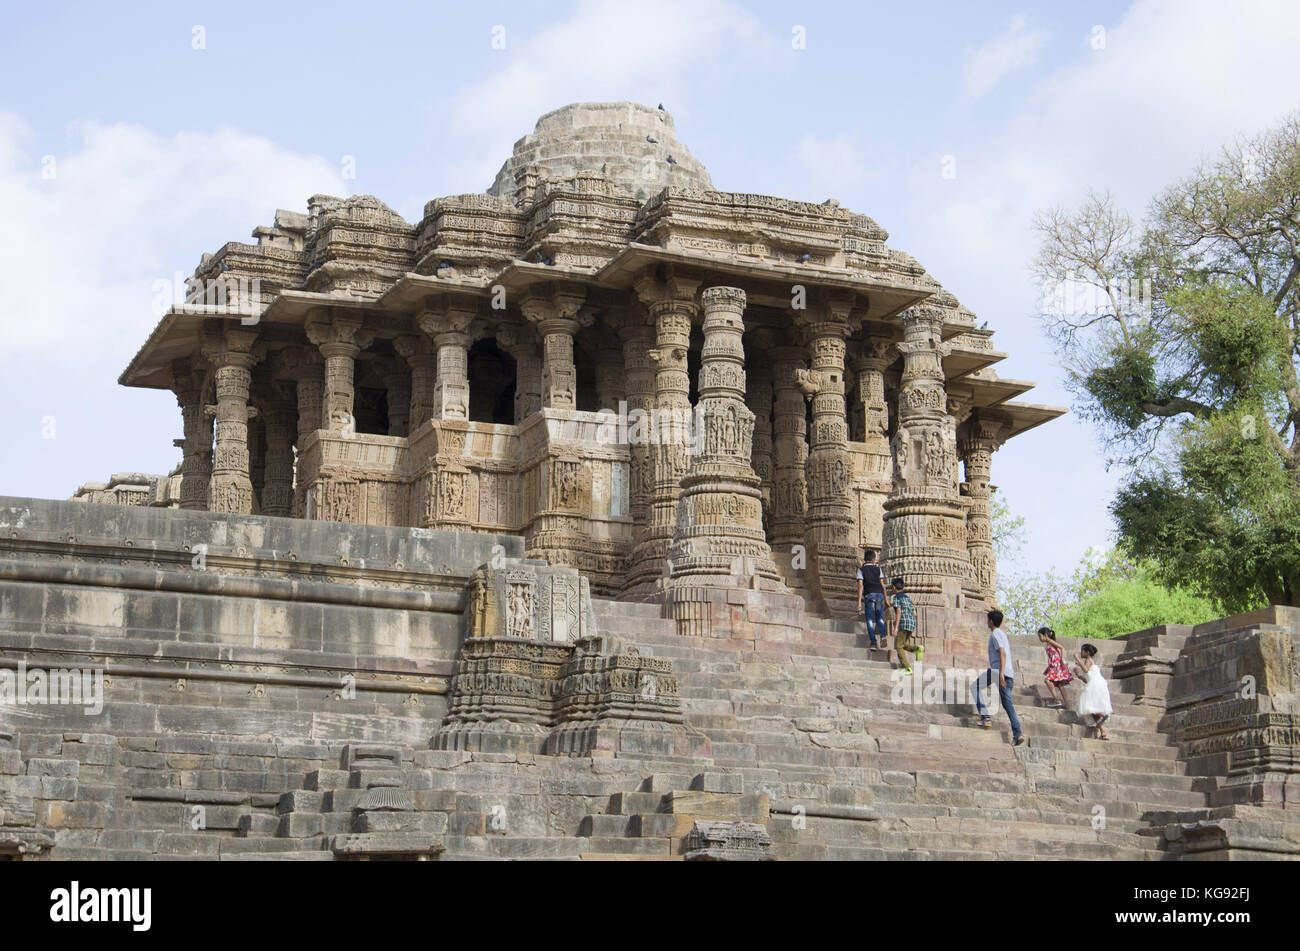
[583,598,1213,859]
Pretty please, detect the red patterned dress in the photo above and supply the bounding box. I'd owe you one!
[1044,642,1073,684]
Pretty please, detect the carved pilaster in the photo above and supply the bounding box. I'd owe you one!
[619,311,656,553]
[260,381,297,517]
[380,359,412,437]
[394,334,437,431]
[171,359,212,511]
[769,345,808,549]
[745,329,775,537]
[592,329,625,412]
[497,321,543,423]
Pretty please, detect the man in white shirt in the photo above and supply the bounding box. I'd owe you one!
[971,609,1025,746]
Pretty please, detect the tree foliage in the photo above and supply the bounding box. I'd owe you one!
[997,545,1220,640]
[1034,112,1300,607]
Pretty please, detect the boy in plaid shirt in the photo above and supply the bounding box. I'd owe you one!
[888,578,923,673]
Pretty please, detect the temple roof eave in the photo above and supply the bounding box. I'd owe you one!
[595,244,935,320]
[981,401,1069,441]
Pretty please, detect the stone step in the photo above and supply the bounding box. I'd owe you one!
[220,849,334,860]
[578,852,683,861]
[440,835,590,859]
[583,836,672,856]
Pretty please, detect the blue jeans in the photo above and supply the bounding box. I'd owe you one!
[862,593,885,646]
[972,668,1022,740]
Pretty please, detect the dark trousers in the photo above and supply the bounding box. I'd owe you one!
[973,668,1022,739]
[863,593,885,646]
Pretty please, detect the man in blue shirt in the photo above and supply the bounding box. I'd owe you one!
[971,609,1025,746]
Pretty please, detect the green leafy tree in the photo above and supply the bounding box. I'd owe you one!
[1033,113,1300,608]
[1050,547,1219,639]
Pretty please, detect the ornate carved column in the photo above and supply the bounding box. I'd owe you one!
[881,305,968,609]
[305,311,374,432]
[394,334,437,430]
[381,359,411,437]
[768,345,809,549]
[623,272,698,597]
[619,311,656,563]
[745,329,775,537]
[496,321,543,422]
[171,359,212,511]
[201,327,262,515]
[960,413,1006,604]
[270,347,322,518]
[799,295,858,614]
[521,285,588,410]
[260,381,297,517]
[850,338,895,549]
[417,298,477,421]
[593,329,625,411]
[289,353,324,445]
[666,287,781,594]
[852,341,892,449]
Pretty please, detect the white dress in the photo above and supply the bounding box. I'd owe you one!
[1076,661,1113,718]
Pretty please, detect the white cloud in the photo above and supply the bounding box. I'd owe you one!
[441,0,766,190]
[904,0,1300,573]
[786,134,884,204]
[0,116,347,499]
[0,117,347,361]
[961,13,1050,102]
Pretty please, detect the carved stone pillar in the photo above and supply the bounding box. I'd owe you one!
[850,339,894,549]
[521,285,588,410]
[171,359,212,511]
[623,273,698,597]
[202,328,262,515]
[666,287,781,594]
[270,347,322,519]
[497,322,543,422]
[800,298,858,614]
[881,305,968,608]
[619,312,656,559]
[852,341,892,449]
[418,299,477,421]
[593,332,625,411]
[381,360,411,437]
[292,356,324,445]
[769,345,808,549]
[306,311,374,432]
[394,334,437,430]
[744,330,775,538]
[960,414,1005,604]
[261,381,297,517]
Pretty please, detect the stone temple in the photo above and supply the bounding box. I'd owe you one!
[3,102,1299,861]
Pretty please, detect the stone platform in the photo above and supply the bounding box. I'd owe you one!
[2,497,1298,861]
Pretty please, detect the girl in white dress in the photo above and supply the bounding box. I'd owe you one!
[1073,643,1113,740]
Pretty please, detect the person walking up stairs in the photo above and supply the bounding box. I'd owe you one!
[888,578,923,674]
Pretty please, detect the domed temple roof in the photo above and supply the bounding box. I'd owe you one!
[488,101,714,202]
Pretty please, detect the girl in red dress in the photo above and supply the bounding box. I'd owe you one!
[1038,627,1073,709]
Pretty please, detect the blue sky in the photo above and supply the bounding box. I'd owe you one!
[3,0,1299,578]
